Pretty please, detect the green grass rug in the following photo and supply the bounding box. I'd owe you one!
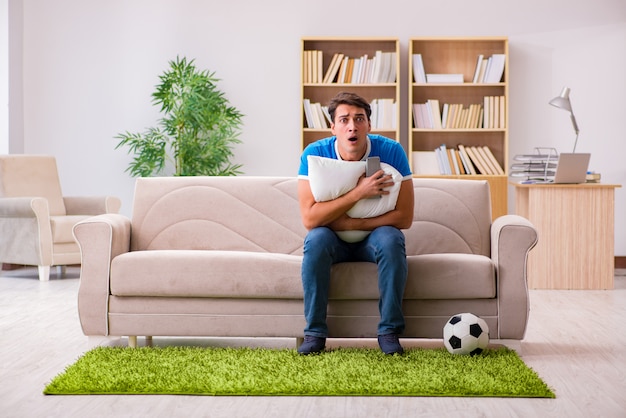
[44,346,554,397]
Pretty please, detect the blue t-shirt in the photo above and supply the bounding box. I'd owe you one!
[298,134,412,180]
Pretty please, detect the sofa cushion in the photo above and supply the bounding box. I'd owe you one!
[405,253,496,299]
[111,250,304,298]
[404,179,492,257]
[130,177,307,255]
[330,254,495,300]
[111,250,495,301]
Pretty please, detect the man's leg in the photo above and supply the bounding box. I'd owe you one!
[356,226,408,353]
[300,227,350,353]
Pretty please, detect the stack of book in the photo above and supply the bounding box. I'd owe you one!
[413,145,505,176]
[412,97,505,129]
[303,50,397,84]
[509,149,559,181]
[304,98,396,130]
[412,53,506,84]
[471,54,506,83]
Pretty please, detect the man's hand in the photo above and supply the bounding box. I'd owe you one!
[298,176,414,232]
[356,170,394,200]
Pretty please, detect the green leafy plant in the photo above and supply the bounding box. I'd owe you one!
[115,56,244,177]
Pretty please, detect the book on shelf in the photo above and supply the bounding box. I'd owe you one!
[414,96,505,130]
[471,54,484,83]
[303,99,330,129]
[482,96,505,129]
[303,99,315,128]
[446,148,456,174]
[481,146,505,175]
[313,103,327,129]
[413,103,430,129]
[476,146,497,175]
[344,58,354,83]
[320,106,332,126]
[385,51,397,83]
[412,54,427,83]
[423,145,503,176]
[464,146,489,174]
[483,54,506,83]
[370,98,396,130]
[322,53,344,83]
[457,145,476,175]
[454,149,466,175]
[441,103,450,129]
[476,59,489,83]
[303,50,324,83]
[411,104,419,128]
[448,148,461,175]
[471,54,505,83]
[434,145,451,175]
[499,95,506,129]
[426,73,464,83]
[428,99,443,129]
[317,51,397,84]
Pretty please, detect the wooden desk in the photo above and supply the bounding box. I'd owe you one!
[513,183,621,290]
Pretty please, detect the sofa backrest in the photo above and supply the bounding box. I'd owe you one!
[131,176,308,255]
[0,154,67,216]
[130,176,492,257]
[406,178,492,257]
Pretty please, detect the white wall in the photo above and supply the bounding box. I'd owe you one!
[0,0,8,153]
[10,0,626,253]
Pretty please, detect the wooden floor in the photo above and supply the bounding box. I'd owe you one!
[1,267,625,418]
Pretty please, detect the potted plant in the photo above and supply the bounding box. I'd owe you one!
[115,56,244,177]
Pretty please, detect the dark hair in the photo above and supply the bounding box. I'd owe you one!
[328,92,371,123]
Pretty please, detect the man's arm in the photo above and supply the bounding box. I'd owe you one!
[298,174,414,231]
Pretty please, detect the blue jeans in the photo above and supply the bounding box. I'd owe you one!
[301,226,408,338]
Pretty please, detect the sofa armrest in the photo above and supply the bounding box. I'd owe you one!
[72,213,131,336]
[0,197,53,266]
[491,214,538,339]
[64,196,122,215]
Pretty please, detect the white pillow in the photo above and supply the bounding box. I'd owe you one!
[307,156,402,242]
[307,155,366,202]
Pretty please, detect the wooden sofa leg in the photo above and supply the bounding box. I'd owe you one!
[296,337,304,349]
[128,336,137,348]
[38,265,50,281]
[145,336,153,347]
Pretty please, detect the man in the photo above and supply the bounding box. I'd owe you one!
[297,92,414,355]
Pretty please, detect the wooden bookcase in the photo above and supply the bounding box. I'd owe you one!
[301,37,400,150]
[409,37,509,218]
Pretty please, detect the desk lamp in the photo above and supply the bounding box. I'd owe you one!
[549,86,580,152]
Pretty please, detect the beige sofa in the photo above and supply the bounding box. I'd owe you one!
[73,176,537,348]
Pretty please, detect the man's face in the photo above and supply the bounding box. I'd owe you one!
[331,104,371,161]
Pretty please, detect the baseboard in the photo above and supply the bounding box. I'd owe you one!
[616,257,626,269]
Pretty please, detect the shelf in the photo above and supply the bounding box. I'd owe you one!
[301,37,400,149]
[409,37,509,219]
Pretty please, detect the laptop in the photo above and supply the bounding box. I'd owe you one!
[520,153,590,184]
[552,153,591,184]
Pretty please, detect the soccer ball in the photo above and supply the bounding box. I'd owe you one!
[443,313,489,355]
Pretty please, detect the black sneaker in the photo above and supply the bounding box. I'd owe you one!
[377,334,404,355]
[297,336,326,355]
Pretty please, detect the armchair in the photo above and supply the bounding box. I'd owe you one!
[0,155,121,281]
